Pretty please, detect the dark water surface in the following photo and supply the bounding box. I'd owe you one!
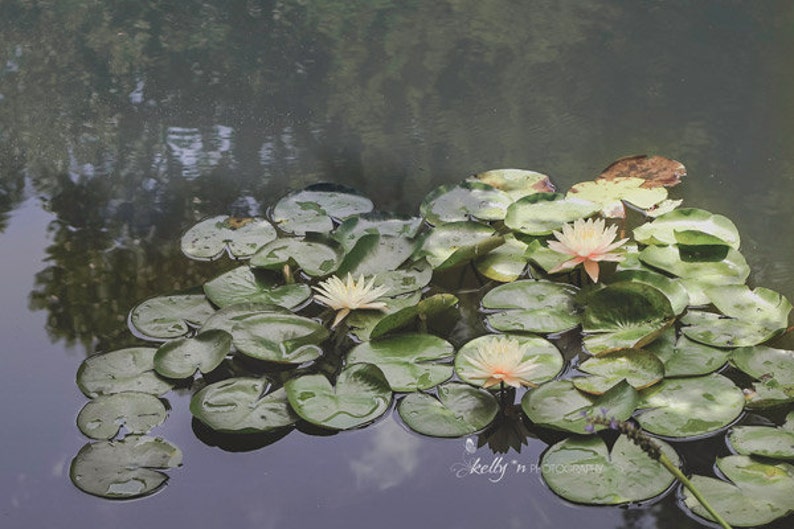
[2,1,794,528]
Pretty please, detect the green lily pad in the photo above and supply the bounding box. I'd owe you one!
[181,216,278,260]
[638,244,750,287]
[250,235,343,277]
[732,346,794,409]
[633,208,740,248]
[232,313,329,364]
[573,349,664,395]
[336,233,416,277]
[203,266,312,309]
[332,213,422,252]
[129,293,216,340]
[567,177,668,218]
[153,329,232,379]
[523,238,570,273]
[635,374,744,438]
[681,310,785,348]
[609,269,689,315]
[644,330,731,376]
[70,435,182,499]
[469,168,555,199]
[455,334,564,388]
[200,302,292,333]
[521,380,638,434]
[284,363,392,430]
[368,293,459,340]
[347,291,423,341]
[346,333,454,391]
[482,280,580,334]
[416,221,504,270]
[397,383,499,437]
[370,260,433,297]
[190,378,298,433]
[541,434,679,505]
[473,233,529,283]
[270,184,374,235]
[77,392,167,440]
[683,456,794,527]
[420,181,513,225]
[77,348,174,398]
[729,425,794,460]
[706,284,791,328]
[504,193,600,235]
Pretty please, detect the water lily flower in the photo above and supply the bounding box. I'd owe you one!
[459,336,539,389]
[312,273,390,328]
[547,217,628,282]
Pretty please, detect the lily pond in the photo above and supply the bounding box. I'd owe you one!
[3,2,794,529]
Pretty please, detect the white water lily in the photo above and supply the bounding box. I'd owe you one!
[459,336,539,389]
[547,217,628,282]
[312,274,390,328]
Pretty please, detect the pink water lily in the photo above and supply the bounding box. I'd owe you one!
[548,217,628,282]
[459,336,539,389]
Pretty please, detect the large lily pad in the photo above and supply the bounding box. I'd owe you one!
[332,213,422,252]
[541,434,679,505]
[473,233,529,283]
[633,208,740,248]
[203,266,311,309]
[573,349,664,395]
[200,302,292,333]
[129,293,216,340]
[644,329,731,377]
[336,233,416,277]
[567,177,668,218]
[153,329,232,379]
[420,181,512,225]
[250,235,343,277]
[232,313,329,364]
[70,435,182,499]
[77,392,167,440]
[347,291,423,341]
[635,374,744,438]
[504,193,600,235]
[481,280,579,334]
[521,380,638,434]
[284,363,392,430]
[190,378,298,433]
[346,333,454,391]
[469,168,555,199]
[77,348,174,397]
[397,383,499,437]
[731,346,794,409]
[609,269,689,315]
[370,260,433,297]
[367,293,459,340]
[729,424,794,460]
[416,221,504,270]
[181,216,277,260]
[270,184,374,235]
[638,244,750,287]
[681,309,786,348]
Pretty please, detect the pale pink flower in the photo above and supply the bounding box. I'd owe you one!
[547,218,628,282]
[312,274,389,328]
[459,336,539,389]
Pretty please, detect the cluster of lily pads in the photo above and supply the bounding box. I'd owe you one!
[70,156,794,527]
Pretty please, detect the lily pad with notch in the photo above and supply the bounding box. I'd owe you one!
[397,382,499,438]
[633,208,740,249]
[729,419,794,460]
[415,221,504,270]
[232,313,329,364]
[644,329,732,377]
[335,232,416,277]
[153,329,232,379]
[270,184,374,235]
[129,293,216,340]
[77,392,168,440]
[567,177,668,218]
[181,216,278,260]
[250,233,344,277]
[77,347,174,398]
[474,233,529,282]
[481,279,580,334]
[332,213,422,252]
[420,181,513,225]
[504,192,600,235]
[203,265,311,309]
[572,349,664,395]
[731,345,794,409]
[469,168,555,199]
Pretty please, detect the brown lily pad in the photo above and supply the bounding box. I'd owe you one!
[598,155,686,188]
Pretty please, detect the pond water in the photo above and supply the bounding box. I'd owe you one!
[2,1,794,528]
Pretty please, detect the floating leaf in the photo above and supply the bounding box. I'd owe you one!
[77,348,174,398]
[644,329,731,377]
[455,334,564,388]
[638,245,750,289]
[681,310,785,348]
[347,291,422,342]
[598,154,686,188]
[346,333,454,391]
[232,313,329,364]
[633,208,740,249]
[77,392,167,440]
[568,177,668,218]
[469,168,555,199]
[285,363,392,430]
[732,346,794,409]
[270,184,374,235]
[521,380,638,434]
[706,285,791,328]
[200,302,291,333]
[190,378,298,433]
[609,269,689,315]
[541,434,679,505]
[573,349,664,395]
[369,293,458,339]
[153,329,232,379]
[181,216,277,260]
[332,213,422,252]
[416,221,504,270]
[203,266,311,309]
[420,181,512,225]
[250,235,343,277]
[336,233,415,276]
[482,280,580,334]
[70,435,182,499]
[504,193,600,235]
[729,425,794,460]
[635,374,744,438]
[397,383,499,437]
[371,260,433,297]
[473,233,529,282]
[129,294,216,340]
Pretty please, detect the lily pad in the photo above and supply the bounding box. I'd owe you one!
[284,363,392,430]
[731,346,794,409]
[729,425,794,460]
[232,313,329,364]
[504,193,600,235]
[270,184,374,235]
[567,177,668,218]
[368,293,459,340]
[397,383,499,437]
[469,168,555,199]
[370,260,433,297]
[573,349,664,395]
[346,333,454,392]
[200,302,292,333]
[203,266,311,309]
[541,434,679,505]
[638,244,750,287]
[77,348,174,398]
[77,392,167,440]
[420,181,512,225]
[521,380,638,434]
[635,374,744,438]
[681,310,786,348]
[153,329,232,379]
[473,233,529,283]
[455,334,564,388]
[190,378,298,433]
[482,280,580,334]
[706,284,791,328]
[332,213,422,252]
[633,208,740,249]
[70,435,182,499]
[644,329,731,377]
[250,235,343,277]
[598,154,686,188]
[609,269,689,315]
[181,216,277,260]
[416,221,504,270]
[336,233,416,277]
[129,293,216,340]
[347,291,422,342]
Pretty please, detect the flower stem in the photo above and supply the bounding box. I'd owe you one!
[657,453,732,529]
[282,264,294,284]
